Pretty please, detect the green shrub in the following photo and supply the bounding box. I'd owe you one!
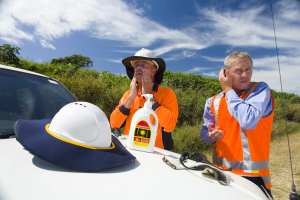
[12,58,300,154]
[174,88,207,126]
[172,123,213,154]
[274,99,300,123]
[271,89,300,104]
[162,70,222,96]
[55,69,130,117]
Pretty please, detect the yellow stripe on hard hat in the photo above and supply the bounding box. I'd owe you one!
[45,124,115,150]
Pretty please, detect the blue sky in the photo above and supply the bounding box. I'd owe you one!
[1,0,300,95]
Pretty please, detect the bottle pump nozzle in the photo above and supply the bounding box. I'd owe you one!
[142,94,153,108]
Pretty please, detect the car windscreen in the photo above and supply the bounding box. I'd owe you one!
[0,68,77,138]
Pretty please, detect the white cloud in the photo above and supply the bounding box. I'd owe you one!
[0,0,200,51]
[164,50,197,61]
[183,50,196,58]
[0,0,299,95]
[195,5,300,52]
[277,0,300,23]
[202,72,219,77]
[0,0,299,55]
[0,37,20,45]
[201,55,224,62]
[40,40,55,50]
[184,67,210,74]
[106,59,122,63]
[252,55,300,96]
[289,87,300,96]
[144,2,151,11]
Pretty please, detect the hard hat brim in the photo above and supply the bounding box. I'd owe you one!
[122,56,166,84]
[14,119,136,171]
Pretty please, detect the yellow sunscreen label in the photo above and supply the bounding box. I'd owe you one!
[133,120,151,147]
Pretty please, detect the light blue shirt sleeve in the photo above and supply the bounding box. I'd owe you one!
[200,97,217,144]
[200,82,274,144]
[225,82,273,129]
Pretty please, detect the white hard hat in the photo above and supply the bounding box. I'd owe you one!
[49,102,111,148]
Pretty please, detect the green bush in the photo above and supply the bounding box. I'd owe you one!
[172,123,213,154]
[162,70,222,96]
[12,58,300,154]
[271,89,300,104]
[274,99,300,123]
[174,88,207,126]
[56,70,130,117]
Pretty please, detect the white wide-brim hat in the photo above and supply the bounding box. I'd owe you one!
[122,48,166,84]
[14,102,135,171]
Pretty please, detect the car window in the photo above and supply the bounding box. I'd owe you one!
[0,68,77,137]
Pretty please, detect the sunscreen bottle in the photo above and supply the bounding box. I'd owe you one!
[127,94,158,153]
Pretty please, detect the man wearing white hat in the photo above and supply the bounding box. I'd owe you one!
[110,48,178,150]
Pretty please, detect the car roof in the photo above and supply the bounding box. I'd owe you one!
[0,64,50,79]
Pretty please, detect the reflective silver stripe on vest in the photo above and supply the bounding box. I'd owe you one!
[213,92,223,128]
[212,156,269,170]
[212,156,271,184]
[262,175,271,185]
[212,82,269,173]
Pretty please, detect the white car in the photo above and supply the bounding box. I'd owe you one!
[0,64,269,200]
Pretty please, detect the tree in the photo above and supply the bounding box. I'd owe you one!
[50,54,93,69]
[0,44,21,67]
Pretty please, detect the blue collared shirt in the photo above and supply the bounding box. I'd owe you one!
[200,82,274,144]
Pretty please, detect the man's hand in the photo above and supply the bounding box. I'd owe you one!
[208,124,224,141]
[129,77,139,98]
[142,72,154,94]
[123,76,138,109]
[219,68,232,93]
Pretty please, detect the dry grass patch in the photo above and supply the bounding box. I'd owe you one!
[269,131,300,200]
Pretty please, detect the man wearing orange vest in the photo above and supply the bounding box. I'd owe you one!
[110,48,178,150]
[200,51,274,199]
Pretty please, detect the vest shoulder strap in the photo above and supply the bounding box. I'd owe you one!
[243,82,260,100]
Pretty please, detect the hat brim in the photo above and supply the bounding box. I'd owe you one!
[14,119,136,171]
[122,56,166,84]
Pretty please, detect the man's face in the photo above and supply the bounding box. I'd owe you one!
[133,60,156,82]
[227,58,253,93]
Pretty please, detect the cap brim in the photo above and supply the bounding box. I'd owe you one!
[122,56,166,84]
[14,119,136,171]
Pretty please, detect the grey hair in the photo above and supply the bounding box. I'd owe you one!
[224,51,253,69]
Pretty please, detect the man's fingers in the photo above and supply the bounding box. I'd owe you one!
[219,68,227,81]
[214,131,224,141]
[209,129,224,141]
[225,69,229,78]
[207,124,214,132]
[142,73,150,83]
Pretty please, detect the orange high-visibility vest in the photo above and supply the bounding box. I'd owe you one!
[210,82,274,189]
